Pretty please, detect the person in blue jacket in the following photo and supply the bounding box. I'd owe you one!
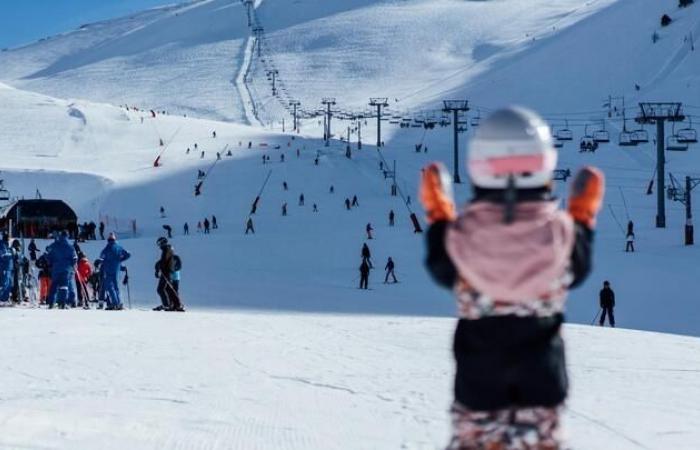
[46,230,78,308]
[0,233,14,302]
[99,232,131,310]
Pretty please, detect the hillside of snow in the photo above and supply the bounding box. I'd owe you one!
[2,309,699,450]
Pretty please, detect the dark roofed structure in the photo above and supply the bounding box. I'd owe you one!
[0,199,78,238]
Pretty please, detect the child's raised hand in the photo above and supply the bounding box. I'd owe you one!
[568,166,605,228]
[420,162,456,223]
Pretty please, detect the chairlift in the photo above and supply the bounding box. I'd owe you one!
[555,120,573,141]
[677,117,698,144]
[631,129,649,144]
[470,110,481,127]
[554,140,564,149]
[667,131,689,151]
[593,121,610,143]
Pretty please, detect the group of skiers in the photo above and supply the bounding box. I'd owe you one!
[182,216,218,236]
[1,231,131,310]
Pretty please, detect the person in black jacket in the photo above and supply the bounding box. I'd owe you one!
[599,281,615,327]
[359,260,370,290]
[421,107,602,450]
[384,257,397,283]
[153,237,183,311]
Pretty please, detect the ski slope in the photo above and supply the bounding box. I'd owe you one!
[1,309,699,450]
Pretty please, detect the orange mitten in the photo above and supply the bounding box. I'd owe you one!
[569,166,605,228]
[420,162,456,223]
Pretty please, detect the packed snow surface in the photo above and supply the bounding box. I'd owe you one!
[1,309,699,450]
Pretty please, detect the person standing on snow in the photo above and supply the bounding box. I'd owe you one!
[384,257,397,284]
[599,281,615,327]
[345,198,351,210]
[351,195,359,207]
[99,221,105,240]
[99,232,131,310]
[359,259,370,290]
[421,107,601,450]
[154,237,183,311]
[625,230,635,252]
[212,215,218,229]
[389,210,395,227]
[245,217,255,235]
[28,238,39,261]
[361,243,373,268]
[0,234,14,303]
[299,194,305,206]
[282,203,288,216]
[203,218,210,234]
[184,223,189,235]
[75,252,93,309]
[366,223,374,240]
[46,231,78,309]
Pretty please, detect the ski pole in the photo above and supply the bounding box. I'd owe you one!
[590,308,602,326]
[123,267,131,310]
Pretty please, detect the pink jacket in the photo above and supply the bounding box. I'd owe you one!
[446,201,575,306]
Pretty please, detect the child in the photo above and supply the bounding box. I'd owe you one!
[420,107,603,450]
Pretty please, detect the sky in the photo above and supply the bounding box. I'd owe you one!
[0,0,178,49]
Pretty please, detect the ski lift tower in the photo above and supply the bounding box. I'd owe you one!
[443,100,470,184]
[369,98,389,148]
[252,26,264,57]
[321,98,336,147]
[266,70,279,95]
[243,0,254,27]
[290,101,300,132]
[636,102,684,228]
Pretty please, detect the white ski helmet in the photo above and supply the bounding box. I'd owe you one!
[467,106,557,189]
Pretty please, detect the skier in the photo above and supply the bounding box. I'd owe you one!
[201,151,205,159]
[625,230,635,252]
[89,259,102,306]
[283,181,288,191]
[212,130,217,138]
[75,252,93,308]
[0,235,14,303]
[163,224,173,239]
[186,147,191,155]
[99,232,130,310]
[28,238,38,261]
[345,198,351,210]
[245,217,255,235]
[366,223,374,240]
[351,195,359,207]
[160,206,166,218]
[299,194,305,206]
[389,210,395,227]
[384,257,397,284]
[359,259,370,290]
[212,215,218,229]
[11,240,28,304]
[217,152,221,160]
[36,254,51,305]
[361,243,373,268]
[197,221,202,233]
[204,218,210,234]
[154,237,183,311]
[599,281,616,327]
[46,231,78,309]
[420,107,601,450]
[184,222,189,235]
[313,203,318,213]
[280,153,285,163]
[330,185,334,194]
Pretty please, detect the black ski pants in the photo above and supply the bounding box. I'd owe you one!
[599,306,615,327]
[359,273,369,289]
[157,275,181,309]
[384,269,397,283]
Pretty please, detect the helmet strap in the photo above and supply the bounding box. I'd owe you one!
[503,175,517,224]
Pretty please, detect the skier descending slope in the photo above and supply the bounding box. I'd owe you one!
[420,107,603,450]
